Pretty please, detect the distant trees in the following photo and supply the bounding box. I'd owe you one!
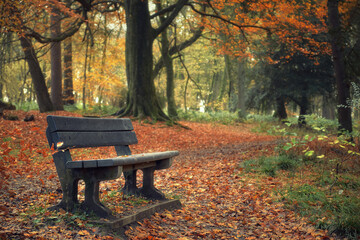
[248,46,335,125]
[0,0,359,136]
[1,0,85,112]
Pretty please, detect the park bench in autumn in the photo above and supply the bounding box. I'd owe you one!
[46,115,179,219]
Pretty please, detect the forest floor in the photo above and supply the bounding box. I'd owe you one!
[0,110,334,239]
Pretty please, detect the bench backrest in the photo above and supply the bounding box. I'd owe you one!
[46,116,138,150]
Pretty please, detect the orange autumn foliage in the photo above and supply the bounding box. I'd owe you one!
[197,0,358,61]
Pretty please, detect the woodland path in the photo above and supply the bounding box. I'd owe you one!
[0,110,330,239]
[123,142,329,239]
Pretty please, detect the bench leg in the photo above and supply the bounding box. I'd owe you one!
[81,179,114,219]
[49,179,79,212]
[49,151,79,212]
[122,170,139,196]
[139,167,166,200]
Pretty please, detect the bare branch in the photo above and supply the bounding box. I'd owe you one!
[187,2,271,33]
[153,0,189,39]
[150,3,176,19]
[153,25,203,80]
[24,18,83,43]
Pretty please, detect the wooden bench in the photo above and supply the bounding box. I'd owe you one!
[46,115,179,219]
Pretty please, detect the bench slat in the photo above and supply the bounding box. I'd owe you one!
[66,151,179,169]
[47,116,134,132]
[48,131,138,150]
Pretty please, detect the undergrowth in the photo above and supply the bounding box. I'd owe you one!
[177,109,239,124]
[241,117,360,239]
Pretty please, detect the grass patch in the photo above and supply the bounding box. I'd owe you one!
[177,109,239,124]
[241,151,360,239]
[64,103,119,117]
[242,154,300,177]
[279,184,360,238]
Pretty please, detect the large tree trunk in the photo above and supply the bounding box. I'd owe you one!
[156,2,178,118]
[19,36,53,112]
[50,7,63,110]
[119,0,169,120]
[327,0,352,133]
[63,37,74,105]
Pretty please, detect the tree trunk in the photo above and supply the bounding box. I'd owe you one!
[225,55,236,112]
[156,2,178,118]
[237,59,247,117]
[298,95,308,127]
[19,36,53,112]
[119,0,169,120]
[0,83,3,100]
[322,95,336,120]
[327,0,352,133]
[164,42,177,118]
[274,96,287,120]
[207,70,222,110]
[63,37,74,105]
[83,39,90,110]
[50,7,63,110]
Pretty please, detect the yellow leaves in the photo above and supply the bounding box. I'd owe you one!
[78,230,90,236]
[72,36,127,107]
[23,231,40,238]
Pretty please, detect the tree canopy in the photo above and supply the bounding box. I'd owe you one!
[0,0,359,129]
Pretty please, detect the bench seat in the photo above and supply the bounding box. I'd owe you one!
[66,151,179,169]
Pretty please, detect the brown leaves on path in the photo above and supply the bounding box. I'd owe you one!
[127,144,330,239]
[0,110,330,239]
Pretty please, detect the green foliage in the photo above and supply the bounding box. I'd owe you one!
[63,104,80,112]
[316,171,360,191]
[280,184,360,238]
[246,114,277,123]
[177,109,239,124]
[242,115,360,238]
[286,114,339,134]
[15,101,39,111]
[65,103,119,117]
[241,154,300,177]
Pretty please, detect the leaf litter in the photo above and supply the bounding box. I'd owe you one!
[0,110,331,239]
